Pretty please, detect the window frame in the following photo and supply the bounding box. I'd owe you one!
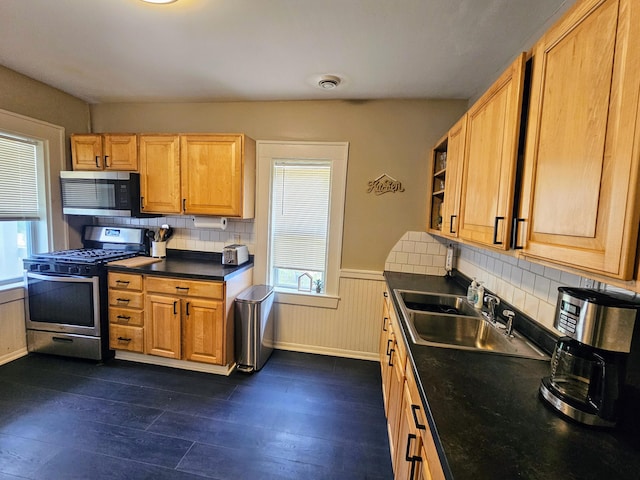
[0,108,66,293]
[255,141,349,309]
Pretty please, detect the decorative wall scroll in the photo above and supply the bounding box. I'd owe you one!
[367,173,405,195]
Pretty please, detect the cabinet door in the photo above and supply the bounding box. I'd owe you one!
[395,381,422,480]
[518,0,640,279]
[181,134,243,216]
[71,134,103,170]
[139,135,181,213]
[183,298,224,365]
[103,134,137,171]
[145,294,181,359]
[441,115,467,238]
[458,53,526,249]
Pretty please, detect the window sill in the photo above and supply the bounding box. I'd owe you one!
[274,290,340,309]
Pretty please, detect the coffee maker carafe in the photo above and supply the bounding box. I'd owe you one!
[539,287,639,427]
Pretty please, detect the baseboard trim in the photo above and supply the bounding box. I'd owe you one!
[114,351,235,376]
[273,341,378,361]
[0,348,28,366]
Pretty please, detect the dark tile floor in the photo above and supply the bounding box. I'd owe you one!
[0,350,392,479]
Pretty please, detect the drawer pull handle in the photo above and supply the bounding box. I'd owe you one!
[405,433,417,462]
[186,302,190,315]
[117,337,132,343]
[383,291,388,298]
[116,298,130,304]
[116,280,130,285]
[387,348,394,367]
[52,337,73,343]
[411,404,426,430]
[512,217,525,250]
[382,316,388,332]
[117,315,131,322]
[493,216,505,245]
[386,338,393,356]
[176,286,190,292]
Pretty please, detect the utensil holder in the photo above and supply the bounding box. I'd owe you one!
[151,241,167,258]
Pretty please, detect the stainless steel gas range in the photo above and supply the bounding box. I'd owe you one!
[23,226,149,361]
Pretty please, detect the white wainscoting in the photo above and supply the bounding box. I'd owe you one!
[0,287,28,365]
[273,269,385,361]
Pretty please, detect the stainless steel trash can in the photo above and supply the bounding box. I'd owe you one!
[234,285,274,372]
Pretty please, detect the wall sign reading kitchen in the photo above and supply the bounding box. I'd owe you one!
[367,173,405,195]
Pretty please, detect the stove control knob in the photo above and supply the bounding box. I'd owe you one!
[68,266,79,274]
[38,265,50,272]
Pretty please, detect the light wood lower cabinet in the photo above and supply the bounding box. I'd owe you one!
[108,272,145,353]
[145,276,225,365]
[380,288,446,480]
[108,267,253,367]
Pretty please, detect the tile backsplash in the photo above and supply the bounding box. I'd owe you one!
[386,232,639,332]
[96,216,256,253]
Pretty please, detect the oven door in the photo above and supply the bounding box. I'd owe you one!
[25,272,101,336]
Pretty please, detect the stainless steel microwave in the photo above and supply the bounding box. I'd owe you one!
[60,171,144,217]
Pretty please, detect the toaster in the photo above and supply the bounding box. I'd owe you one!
[222,244,249,265]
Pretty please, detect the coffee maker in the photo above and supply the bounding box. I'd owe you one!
[539,287,640,427]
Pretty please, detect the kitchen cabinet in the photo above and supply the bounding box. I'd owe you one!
[71,133,138,171]
[145,276,225,364]
[380,285,446,480]
[379,288,409,476]
[108,272,145,353]
[457,53,526,249]
[180,134,256,218]
[139,134,181,213]
[517,0,640,279]
[429,115,467,237]
[137,133,255,218]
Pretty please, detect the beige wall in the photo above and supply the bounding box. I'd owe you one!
[91,99,467,270]
[0,65,91,247]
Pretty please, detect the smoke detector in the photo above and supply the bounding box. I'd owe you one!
[318,75,341,90]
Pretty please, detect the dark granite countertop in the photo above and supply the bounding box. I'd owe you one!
[107,249,253,281]
[384,271,640,480]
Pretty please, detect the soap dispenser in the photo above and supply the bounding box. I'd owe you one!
[467,278,478,303]
[474,282,485,309]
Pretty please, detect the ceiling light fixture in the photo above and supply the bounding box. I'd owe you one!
[141,0,178,4]
[318,75,341,90]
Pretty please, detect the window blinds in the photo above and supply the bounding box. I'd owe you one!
[271,161,331,273]
[0,135,39,220]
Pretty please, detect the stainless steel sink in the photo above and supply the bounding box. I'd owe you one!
[394,289,549,360]
[397,291,481,317]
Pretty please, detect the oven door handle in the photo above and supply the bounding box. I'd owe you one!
[26,272,97,282]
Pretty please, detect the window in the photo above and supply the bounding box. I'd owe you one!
[0,107,64,288]
[0,134,41,285]
[256,142,348,308]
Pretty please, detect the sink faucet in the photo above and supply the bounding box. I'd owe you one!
[503,309,516,337]
[484,295,500,323]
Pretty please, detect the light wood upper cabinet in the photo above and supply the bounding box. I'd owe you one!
[440,115,467,238]
[517,0,640,279]
[139,134,181,214]
[458,53,526,249]
[181,134,256,218]
[71,133,137,171]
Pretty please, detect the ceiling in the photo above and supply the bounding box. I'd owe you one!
[0,0,575,104]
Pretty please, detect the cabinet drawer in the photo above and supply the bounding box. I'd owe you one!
[109,307,144,327]
[109,290,144,309]
[108,272,143,291]
[145,276,223,299]
[109,324,144,353]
